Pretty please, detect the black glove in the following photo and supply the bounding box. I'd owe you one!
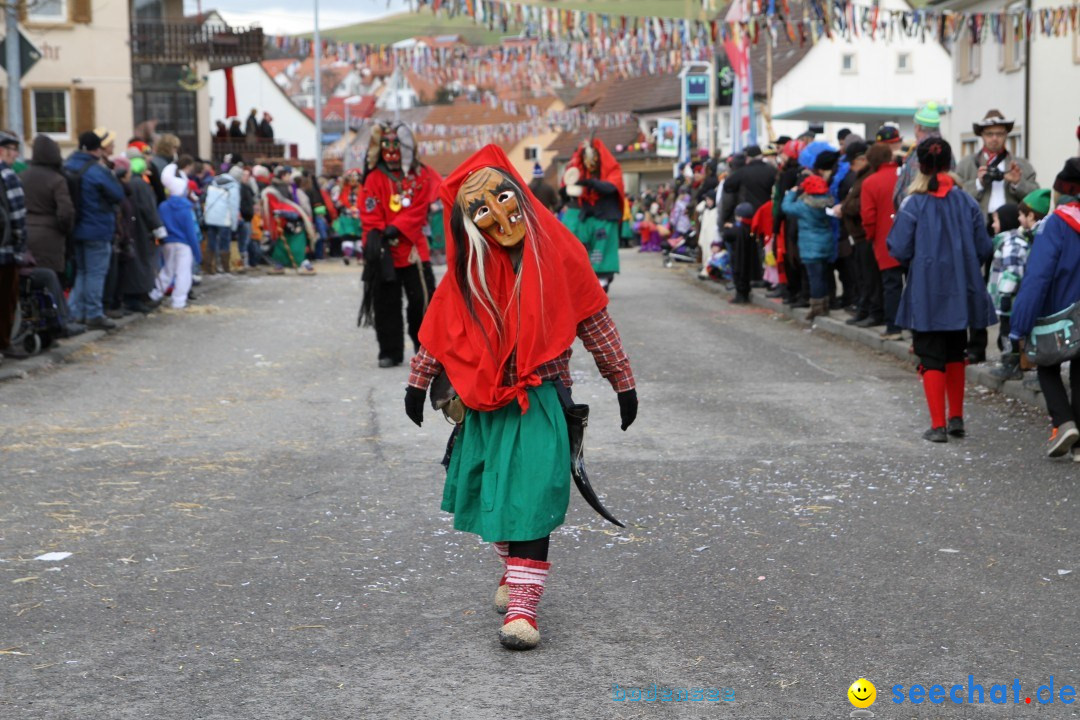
[405,386,426,427]
[383,224,401,240]
[618,389,637,431]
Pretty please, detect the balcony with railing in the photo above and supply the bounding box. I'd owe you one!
[130,21,265,70]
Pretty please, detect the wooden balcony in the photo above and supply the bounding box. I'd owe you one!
[131,21,264,70]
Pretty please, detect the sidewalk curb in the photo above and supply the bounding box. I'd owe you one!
[680,267,1046,413]
[0,278,224,385]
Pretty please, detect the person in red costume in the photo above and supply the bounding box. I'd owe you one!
[561,138,625,292]
[403,145,638,651]
[358,122,442,367]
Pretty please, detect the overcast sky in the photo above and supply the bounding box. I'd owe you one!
[185,0,411,36]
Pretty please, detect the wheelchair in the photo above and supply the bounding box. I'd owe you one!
[11,273,63,355]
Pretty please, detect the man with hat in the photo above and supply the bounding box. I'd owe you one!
[0,130,28,358]
[956,109,1038,218]
[720,143,777,225]
[956,109,1039,362]
[63,130,126,330]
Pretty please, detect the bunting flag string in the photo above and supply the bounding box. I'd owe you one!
[265,0,1079,90]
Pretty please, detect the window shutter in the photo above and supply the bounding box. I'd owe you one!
[22,88,31,139]
[74,87,95,137]
[73,0,92,24]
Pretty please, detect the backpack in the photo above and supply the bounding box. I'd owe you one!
[203,181,230,226]
[239,184,255,222]
[63,158,95,221]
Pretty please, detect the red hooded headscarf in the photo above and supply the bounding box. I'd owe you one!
[418,145,608,413]
[565,138,626,210]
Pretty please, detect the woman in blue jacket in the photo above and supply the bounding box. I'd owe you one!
[887,138,996,443]
[1008,159,1080,457]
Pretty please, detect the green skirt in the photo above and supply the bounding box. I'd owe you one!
[442,383,570,542]
[333,215,361,238]
[270,231,308,268]
[564,209,620,274]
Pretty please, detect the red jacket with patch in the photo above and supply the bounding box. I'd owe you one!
[360,165,442,268]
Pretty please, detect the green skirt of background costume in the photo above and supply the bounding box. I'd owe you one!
[441,382,570,542]
[332,214,361,238]
[564,209,620,275]
[270,231,308,268]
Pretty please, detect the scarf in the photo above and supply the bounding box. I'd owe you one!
[928,173,955,198]
[418,145,608,413]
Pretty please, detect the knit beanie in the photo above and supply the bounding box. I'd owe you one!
[735,202,755,219]
[165,174,188,197]
[844,140,869,163]
[875,125,902,145]
[1053,157,1080,197]
[813,150,841,172]
[130,156,147,176]
[914,102,942,129]
[800,175,829,195]
[532,162,544,178]
[1021,188,1051,217]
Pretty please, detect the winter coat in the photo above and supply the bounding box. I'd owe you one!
[203,174,241,229]
[158,195,202,263]
[861,161,901,271]
[1009,204,1080,340]
[955,150,1039,217]
[64,151,125,244]
[20,135,75,273]
[840,173,869,244]
[721,159,776,224]
[886,185,997,332]
[781,189,835,262]
[120,174,164,296]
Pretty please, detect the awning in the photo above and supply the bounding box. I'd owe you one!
[773,105,949,123]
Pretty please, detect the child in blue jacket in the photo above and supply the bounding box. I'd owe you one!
[149,175,202,309]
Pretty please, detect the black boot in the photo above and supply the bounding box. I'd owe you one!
[990,353,1023,381]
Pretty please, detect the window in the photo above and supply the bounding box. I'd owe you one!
[27,0,67,23]
[897,52,912,72]
[1000,6,1025,72]
[956,35,982,83]
[841,53,856,73]
[31,89,70,139]
[524,145,541,161]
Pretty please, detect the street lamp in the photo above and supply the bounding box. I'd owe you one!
[313,0,323,177]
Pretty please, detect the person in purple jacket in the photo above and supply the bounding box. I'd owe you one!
[887,137,997,443]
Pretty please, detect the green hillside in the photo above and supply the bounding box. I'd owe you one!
[318,0,720,45]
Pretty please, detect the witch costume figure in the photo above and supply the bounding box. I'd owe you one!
[358,121,442,368]
[404,145,638,651]
[561,138,626,291]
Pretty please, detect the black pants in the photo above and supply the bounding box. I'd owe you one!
[730,234,756,298]
[836,254,857,306]
[854,241,883,319]
[373,261,436,363]
[882,266,905,333]
[912,330,967,372]
[1038,362,1080,428]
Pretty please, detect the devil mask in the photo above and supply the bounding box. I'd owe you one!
[458,167,526,248]
[381,131,402,170]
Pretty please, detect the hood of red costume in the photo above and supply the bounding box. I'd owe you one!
[565,139,626,209]
[421,144,609,413]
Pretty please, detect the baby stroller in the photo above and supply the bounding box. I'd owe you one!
[662,225,699,268]
[11,272,63,355]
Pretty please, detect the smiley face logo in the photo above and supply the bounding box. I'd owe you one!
[848,678,876,708]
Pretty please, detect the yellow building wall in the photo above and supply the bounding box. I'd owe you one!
[1,0,133,154]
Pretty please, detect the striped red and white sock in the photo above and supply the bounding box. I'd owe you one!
[493,542,509,585]
[503,557,550,629]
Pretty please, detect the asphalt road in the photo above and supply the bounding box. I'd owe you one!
[1,252,1077,719]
